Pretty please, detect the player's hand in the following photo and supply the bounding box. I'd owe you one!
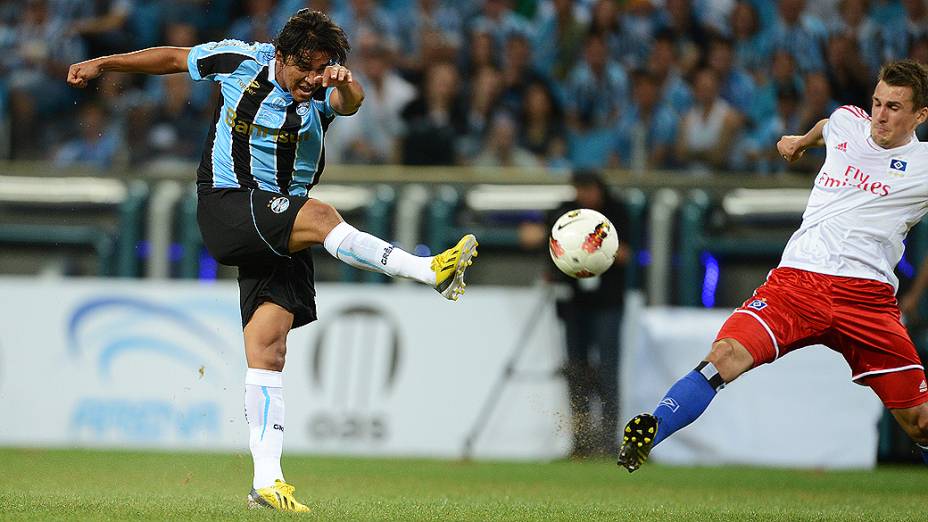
[776,135,806,163]
[67,59,103,88]
[318,64,352,88]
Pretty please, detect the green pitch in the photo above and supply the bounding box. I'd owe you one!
[0,448,925,521]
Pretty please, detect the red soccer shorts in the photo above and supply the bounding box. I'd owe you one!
[716,267,928,409]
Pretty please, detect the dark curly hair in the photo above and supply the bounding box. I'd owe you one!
[274,9,350,68]
[878,59,928,110]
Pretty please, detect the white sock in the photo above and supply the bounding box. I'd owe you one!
[323,221,434,284]
[245,368,285,489]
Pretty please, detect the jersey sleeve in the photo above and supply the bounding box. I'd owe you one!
[187,40,257,82]
[311,86,338,119]
[823,105,870,144]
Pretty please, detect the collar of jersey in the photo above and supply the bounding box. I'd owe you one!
[866,132,919,153]
[266,58,293,102]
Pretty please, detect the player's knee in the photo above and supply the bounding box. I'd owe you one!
[705,340,751,382]
[254,338,287,371]
[292,200,343,246]
[914,410,928,444]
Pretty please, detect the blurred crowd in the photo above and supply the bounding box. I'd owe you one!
[2,0,928,175]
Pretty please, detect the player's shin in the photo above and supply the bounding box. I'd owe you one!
[651,361,726,446]
[245,368,286,489]
[323,222,433,284]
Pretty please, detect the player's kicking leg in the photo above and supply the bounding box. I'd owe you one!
[617,339,752,472]
[289,200,478,300]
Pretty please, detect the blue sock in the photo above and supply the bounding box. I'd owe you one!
[651,362,724,446]
[918,444,928,465]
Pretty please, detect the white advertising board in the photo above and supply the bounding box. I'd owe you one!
[0,278,572,460]
[621,306,885,469]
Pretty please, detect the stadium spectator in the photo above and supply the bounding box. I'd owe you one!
[400,60,468,165]
[830,0,883,77]
[706,36,757,120]
[462,29,498,77]
[564,32,628,169]
[825,32,873,109]
[614,0,657,70]
[769,0,829,73]
[648,30,694,115]
[675,67,744,174]
[471,112,540,168]
[460,64,503,159]
[883,0,928,62]
[532,0,586,81]
[332,0,399,51]
[228,0,278,44]
[655,0,710,76]
[4,0,85,159]
[730,1,772,74]
[61,0,134,57]
[614,70,679,172]
[518,80,568,168]
[497,31,551,117]
[396,0,463,74]
[52,101,123,169]
[327,36,417,165]
[743,83,802,174]
[473,0,532,55]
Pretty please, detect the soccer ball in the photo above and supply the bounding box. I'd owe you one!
[548,208,619,278]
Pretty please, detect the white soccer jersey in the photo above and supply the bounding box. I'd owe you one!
[779,105,928,290]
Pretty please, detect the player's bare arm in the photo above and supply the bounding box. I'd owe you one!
[324,64,364,115]
[777,118,828,162]
[66,47,191,88]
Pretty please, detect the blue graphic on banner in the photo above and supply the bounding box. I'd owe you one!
[67,296,236,381]
[70,398,220,441]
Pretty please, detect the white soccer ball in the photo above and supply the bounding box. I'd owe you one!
[549,208,619,278]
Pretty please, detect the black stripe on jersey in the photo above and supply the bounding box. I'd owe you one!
[197,92,224,187]
[274,103,301,195]
[309,109,336,191]
[230,67,274,189]
[197,53,249,79]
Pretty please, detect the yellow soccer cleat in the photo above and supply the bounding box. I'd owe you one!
[247,479,310,512]
[432,234,478,301]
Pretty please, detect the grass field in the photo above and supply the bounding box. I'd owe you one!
[0,449,925,521]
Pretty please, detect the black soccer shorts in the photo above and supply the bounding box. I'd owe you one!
[197,187,317,329]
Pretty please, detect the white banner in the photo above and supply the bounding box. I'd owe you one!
[621,307,885,469]
[0,277,571,460]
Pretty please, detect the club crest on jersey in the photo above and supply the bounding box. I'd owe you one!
[296,102,311,116]
[889,158,907,177]
[269,196,290,214]
[835,142,847,152]
[747,298,767,311]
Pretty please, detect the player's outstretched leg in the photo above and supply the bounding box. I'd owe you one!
[248,479,310,512]
[323,222,478,301]
[617,361,727,473]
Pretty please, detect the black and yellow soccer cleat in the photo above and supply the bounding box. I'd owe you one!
[431,234,478,301]
[617,413,658,473]
[247,479,310,512]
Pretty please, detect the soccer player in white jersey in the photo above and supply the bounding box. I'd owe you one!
[66,10,478,511]
[618,59,928,472]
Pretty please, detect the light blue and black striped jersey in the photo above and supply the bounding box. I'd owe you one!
[187,39,339,196]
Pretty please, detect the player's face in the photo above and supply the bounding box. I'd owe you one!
[870,80,928,149]
[277,51,335,103]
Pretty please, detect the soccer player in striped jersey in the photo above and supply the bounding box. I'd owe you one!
[618,60,928,473]
[67,9,478,512]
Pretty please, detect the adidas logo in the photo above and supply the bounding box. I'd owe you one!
[836,142,847,152]
[919,379,927,393]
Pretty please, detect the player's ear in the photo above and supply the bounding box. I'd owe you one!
[917,106,928,126]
